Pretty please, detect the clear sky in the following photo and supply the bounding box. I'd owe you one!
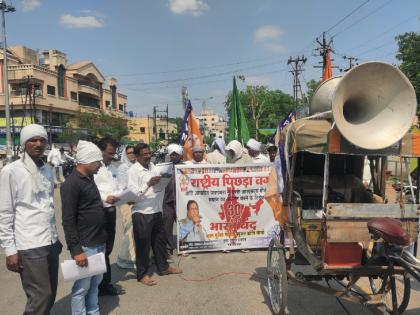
[6,0,420,117]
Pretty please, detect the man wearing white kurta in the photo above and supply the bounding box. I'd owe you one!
[185,145,208,165]
[246,138,270,163]
[226,140,253,164]
[207,138,226,164]
[116,145,137,269]
[48,146,66,183]
[0,124,62,314]
[94,137,122,296]
[128,143,181,286]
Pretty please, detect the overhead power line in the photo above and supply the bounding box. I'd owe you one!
[332,0,395,38]
[114,16,323,94]
[121,67,289,92]
[357,49,397,62]
[356,39,396,57]
[377,50,398,59]
[125,0,404,108]
[325,0,370,33]
[119,59,288,87]
[345,14,418,53]
[108,55,285,77]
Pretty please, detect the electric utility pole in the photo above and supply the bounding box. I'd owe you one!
[314,32,338,77]
[1,0,15,161]
[153,106,157,141]
[152,105,169,142]
[287,55,307,112]
[340,55,359,72]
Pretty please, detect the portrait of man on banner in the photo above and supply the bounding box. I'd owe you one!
[179,200,207,243]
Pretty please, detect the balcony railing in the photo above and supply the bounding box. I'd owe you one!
[78,84,100,97]
[8,64,57,77]
[7,64,78,84]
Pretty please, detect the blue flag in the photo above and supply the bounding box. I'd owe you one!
[179,100,193,146]
[272,110,296,146]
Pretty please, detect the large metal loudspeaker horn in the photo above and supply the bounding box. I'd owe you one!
[310,62,417,150]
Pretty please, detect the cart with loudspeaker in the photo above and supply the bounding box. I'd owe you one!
[267,62,420,315]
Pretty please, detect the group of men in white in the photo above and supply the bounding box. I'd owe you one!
[0,123,278,315]
[47,145,74,183]
[186,137,277,165]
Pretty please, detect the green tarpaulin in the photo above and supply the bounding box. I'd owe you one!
[258,128,276,136]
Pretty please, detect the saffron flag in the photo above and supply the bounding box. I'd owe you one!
[322,48,333,81]
[179,100,203,161]
[264,110,296,225]
[227,77,250,145]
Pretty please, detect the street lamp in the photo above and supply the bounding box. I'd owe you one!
[181,86,188,110]
[1,0,15,161]
[192,96,214,113]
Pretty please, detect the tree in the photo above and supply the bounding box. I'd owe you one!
[167,117,183,143]
[225,85,294,140]
[306,79,320,104]
[58,110,129,144]
[396,31,420,107]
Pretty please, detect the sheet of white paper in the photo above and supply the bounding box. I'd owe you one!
[114,189,140,206]
[152,176,171,193]
[153,162,173,177]
[61,252,107,282]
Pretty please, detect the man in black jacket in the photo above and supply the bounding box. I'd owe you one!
[61,140,106,315]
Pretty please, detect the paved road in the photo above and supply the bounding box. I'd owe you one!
[1,189,420,314]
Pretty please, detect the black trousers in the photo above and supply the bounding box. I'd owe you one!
[132,212,169,280]
[19,241,62,315]
[162,202,176,254]
[99,207,116,289]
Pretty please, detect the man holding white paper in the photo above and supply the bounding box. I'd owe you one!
[128,143,182,286]
[94,137,123,296]
[61,252,107,282]
[61,140,107,315]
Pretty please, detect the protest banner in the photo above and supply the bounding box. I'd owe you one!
[175,163,279,253]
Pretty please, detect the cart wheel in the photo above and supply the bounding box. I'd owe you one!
[369,272,411,314]
[267,238,288,315]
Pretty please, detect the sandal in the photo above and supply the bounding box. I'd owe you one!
[159,266,182,275]
[138,275,157,286]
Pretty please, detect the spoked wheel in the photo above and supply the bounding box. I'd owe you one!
[369,272,411,314]
[267,238,288,315]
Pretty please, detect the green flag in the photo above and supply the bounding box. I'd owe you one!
[228,76,250,144]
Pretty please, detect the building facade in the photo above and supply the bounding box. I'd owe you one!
[196,108,227,140]
[127,116,177,144]
[0,45,128,144]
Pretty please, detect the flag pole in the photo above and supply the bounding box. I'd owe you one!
[1,1,15,162]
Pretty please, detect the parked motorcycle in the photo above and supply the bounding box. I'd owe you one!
[63,159,75,177]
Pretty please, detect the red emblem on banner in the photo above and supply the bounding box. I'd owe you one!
[218,187,264,235]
